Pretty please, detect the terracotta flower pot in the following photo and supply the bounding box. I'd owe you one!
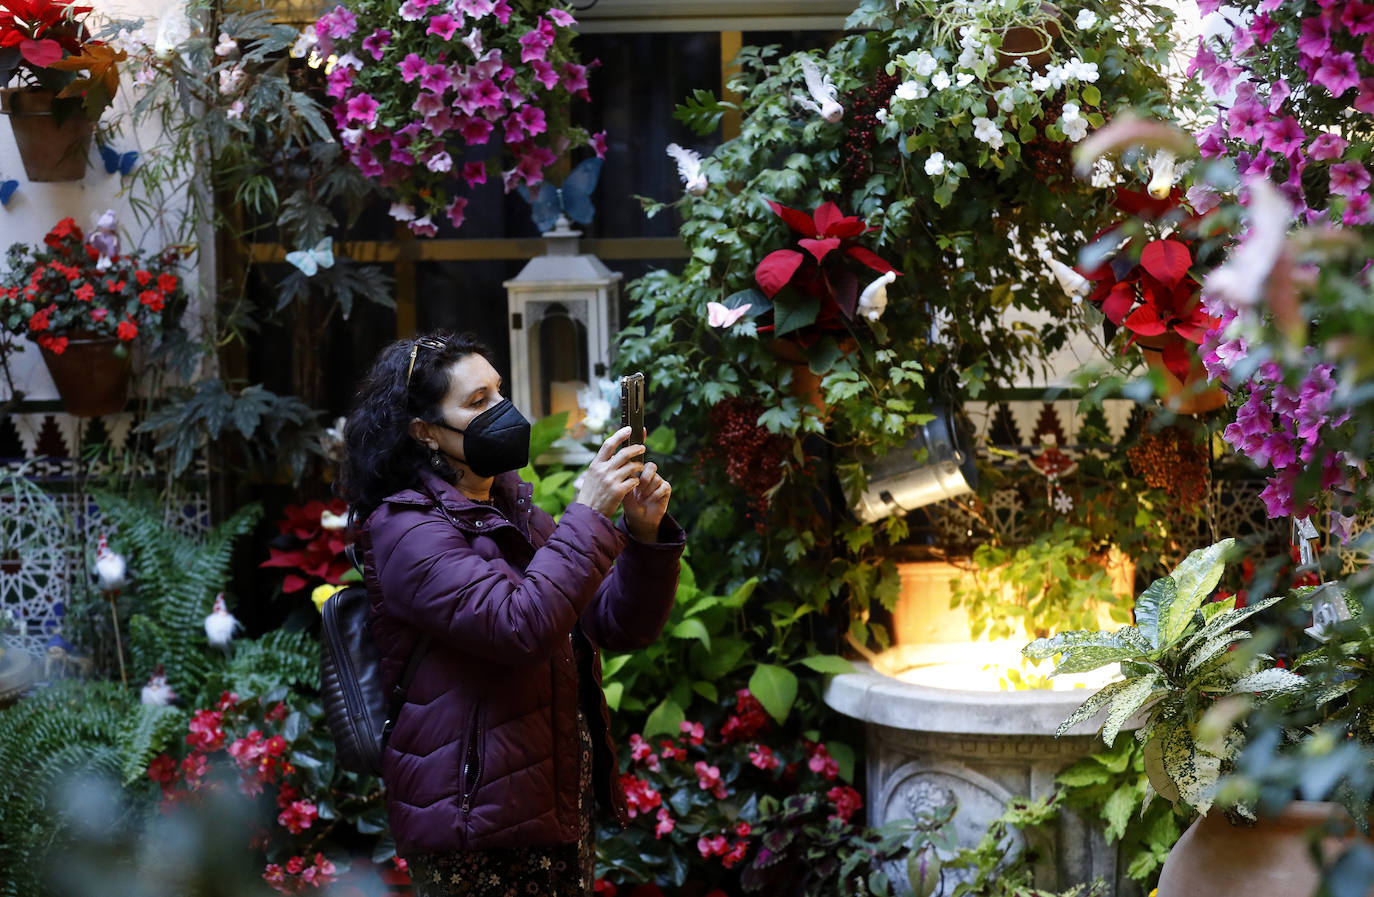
[995,5,1063,71]
[1135,332,1227,415]
[1157,801,1374,897]
[0,87,93,182]
[38,335,132,417]
[765,338,850,414]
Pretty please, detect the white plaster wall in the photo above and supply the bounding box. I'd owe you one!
[0,0,201,404]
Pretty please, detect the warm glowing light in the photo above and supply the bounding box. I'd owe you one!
[874,640,1121,693]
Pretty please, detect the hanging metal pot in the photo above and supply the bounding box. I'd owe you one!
[851,406,977,523]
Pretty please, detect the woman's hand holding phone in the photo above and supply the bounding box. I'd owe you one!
[578,426,645,519]
[623,457,671,542]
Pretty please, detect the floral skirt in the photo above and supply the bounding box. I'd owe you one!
[406,711,595,897]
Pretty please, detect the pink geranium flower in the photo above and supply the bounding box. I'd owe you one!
[1313,51,1360,97]
[1330,160,1372,196]
[1309,132,1349,160]
[427,13,460,40]
[345,93,379,125]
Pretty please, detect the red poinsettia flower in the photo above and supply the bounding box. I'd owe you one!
[1078,189,1219,380]
[754,200,898,334]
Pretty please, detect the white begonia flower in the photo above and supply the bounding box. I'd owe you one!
[955,72,975,88]
[995,86,1017,111]
[925,152,946,176]
[1075,9,1097,29]
[894,80,922,100]
[226,99,245,119]
[930,69,951,91]
[215,32,237,56]
[218,65,246,95]
[290,28,318,58]
[912,50,938,77]
[972,116,1004,149]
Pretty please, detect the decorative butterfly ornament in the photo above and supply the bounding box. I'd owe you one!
[98,143,139,176]
[285,237,335,276]
[517,156,602,233]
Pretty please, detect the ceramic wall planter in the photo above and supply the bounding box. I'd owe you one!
[0,87,93,182]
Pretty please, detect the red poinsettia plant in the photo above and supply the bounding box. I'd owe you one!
[751,200,898,340]
[1079,187,1220,380]
[259,499,354,594]
[0,0,127,119]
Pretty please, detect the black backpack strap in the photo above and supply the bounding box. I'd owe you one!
[382,631,431,745]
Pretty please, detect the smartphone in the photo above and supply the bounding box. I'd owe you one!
[620,372,645,445]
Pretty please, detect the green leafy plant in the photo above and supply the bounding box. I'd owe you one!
[1024,539,1308,815]
[948,794,1109,897]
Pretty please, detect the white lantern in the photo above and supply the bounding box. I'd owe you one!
[504,216,622,460]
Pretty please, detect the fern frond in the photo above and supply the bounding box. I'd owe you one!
[117,703,189,785]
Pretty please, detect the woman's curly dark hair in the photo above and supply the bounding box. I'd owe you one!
[340,330,495,520]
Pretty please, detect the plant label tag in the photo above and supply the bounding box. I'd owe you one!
[1304,581,1352,642]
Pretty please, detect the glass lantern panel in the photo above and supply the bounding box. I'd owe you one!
[530,304,590,428]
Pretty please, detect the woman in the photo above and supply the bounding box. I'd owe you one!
[340,331,684,897]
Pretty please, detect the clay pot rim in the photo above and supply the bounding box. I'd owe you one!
[0,86,65,117]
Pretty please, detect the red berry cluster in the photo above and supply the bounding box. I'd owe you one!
[698,397,790,532]
[1126,424,1210,512]
[840,71,901,193]
[1020,92,1076,191]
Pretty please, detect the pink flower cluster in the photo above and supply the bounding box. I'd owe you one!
[826,785,864,824]
[262,853,338,893]
[719,688,770,743]
[312,1,604,235]
[619,772,662,818]
[697,821,752,868]
[1190,0,1374,226]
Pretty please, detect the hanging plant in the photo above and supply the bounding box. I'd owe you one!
[310,0,602,235]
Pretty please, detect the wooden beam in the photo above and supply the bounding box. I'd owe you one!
[720,30,743,140]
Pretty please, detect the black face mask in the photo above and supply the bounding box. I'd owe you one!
[435,398,530,477]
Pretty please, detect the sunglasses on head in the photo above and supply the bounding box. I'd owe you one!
[405,337,448,390]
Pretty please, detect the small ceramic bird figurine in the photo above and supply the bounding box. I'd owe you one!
[140,665,177,706]
[1146,150,1178,200]
[87,210,120,271]
[94,534,128,592]
[204,593,241,649]
[796,57,844,123]
[857,271,897,322]
[666,144,708,196]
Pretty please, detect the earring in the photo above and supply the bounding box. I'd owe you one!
[429,448,444,470]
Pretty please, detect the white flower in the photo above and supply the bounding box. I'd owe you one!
[930,69,951,91]
[335,51,364,70]
[894,80,922,100]
[339,126,364,144]
[876,107,889,123]
[226,99,245,119]
[912,50,938,77]
[972,116,1004,149]
[1062,101,1082,119]
[577,381,613,432]
[1061,116,1089,142]
[389,202,417,222]
[289,29,318,58]
[320,509,348,530]
[994,86,1016,112]
[214,32,238,57]
[1091,158,1117,188]
[427,151,453,173]
[1147,150,1178,200]
[1067,57,1099,82]
[957,45,979,70]
[218,66,246,95]
[955,72,975,88]
[1075,9,1097,29]
[113,27,149,55]
[1030,73,1052,92]
[133,66,156,87]
[925,152,946,176]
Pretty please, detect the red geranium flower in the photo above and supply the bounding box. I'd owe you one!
[115,317,138,340]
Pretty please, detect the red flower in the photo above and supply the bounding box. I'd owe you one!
[721,839,750,869]
[826,784,863,823]
[73,282,94,301]
[266,701,289,722]
[748,744,779,771]
[90,307,108,324]
[157,272,178,292]
[146,753,177,784]
[139,290,164,312]
[180,752,209,788]
[134,269,152,287]
[35,334,67,354]
[807,742,839,779]
[185,709,226,752]
[115,318,138,340]
[593,880,617,897]
[618,773,662,818]
[679,720,704,745]
[285,856,305,875]
[654,806,675,839]
[277,800,318,834]
[696,834,728,858]
[215,690,240,710]
[693,760,728,799]
[721,689,769,742]
[27,304,52,331]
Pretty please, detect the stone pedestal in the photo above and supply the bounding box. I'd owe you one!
[826,662,1138,896]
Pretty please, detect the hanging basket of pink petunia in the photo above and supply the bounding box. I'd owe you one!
[311,0,603,236]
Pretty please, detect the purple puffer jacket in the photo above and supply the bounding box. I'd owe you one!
[361,468,684,856]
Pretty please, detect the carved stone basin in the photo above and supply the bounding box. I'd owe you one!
[825,645,1133,896]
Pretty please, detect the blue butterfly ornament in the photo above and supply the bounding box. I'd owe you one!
[0,179,18,206]
[285,237,335,277]
[98,144,139,176]
[517,156,602,234]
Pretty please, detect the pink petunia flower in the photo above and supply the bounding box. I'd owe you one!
[409,216,438,237]
[361,28,391,61]
[446,196,468,228]
[1263,116,1305,159]
[514,104,546,137]
[1344,192,1374,226]
[426,150,453,173]
[518,18,555,63]
[492,0,512,24]
[1267,77,1290,113]
[1313,51,1360,97]
[427,13,460,40]
[1226,99,1267,144]
[547,8,576,27]
[457,0,495,16]
[1250,12,1279,43]
[561,62,589,95]
[1309,132,1349,161]
[1296,13,1332,60]
[420,63,453,94]
[399,53,426,83]
[1356,78,1374,114]
[316,5,357,40]
[412,90,446,117]
[460,116,494,144]
[530,58,559,89]
[592,130,607,159]
[345,93,379,125]
[1345,1,1374,35]
[1330,160,1372,196]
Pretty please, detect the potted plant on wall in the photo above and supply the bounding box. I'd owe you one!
[0,0,127,181]
[0,214,185,416]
